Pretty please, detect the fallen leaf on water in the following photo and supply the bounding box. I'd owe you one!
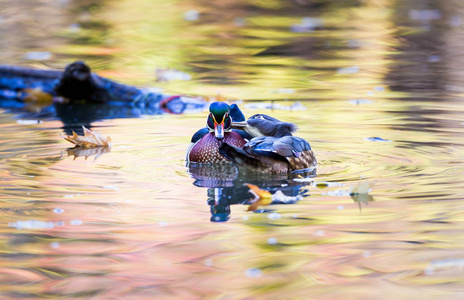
[350,179,374,210]
[315,182,329,189]
[23,88,55,112]
[245,184,304,211]
[351,193,374,207]
[247,183,272,200]
[349,179,373,195]
[246,183,273,211]
[61,126,111,148]
[24,88,54,104]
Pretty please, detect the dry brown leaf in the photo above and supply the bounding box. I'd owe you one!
[61,126,111,148]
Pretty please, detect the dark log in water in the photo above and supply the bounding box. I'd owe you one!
[0,61,207,114]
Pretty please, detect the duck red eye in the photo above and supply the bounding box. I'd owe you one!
[224,113,231,129]
[207,114,214,129]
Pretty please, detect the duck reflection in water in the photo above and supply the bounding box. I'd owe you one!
[188,163,316,222]
[186,102,317,222]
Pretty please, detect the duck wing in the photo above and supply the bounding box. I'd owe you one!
[219,136,316,174]
[247,136,316,171]
[245,136,310,157]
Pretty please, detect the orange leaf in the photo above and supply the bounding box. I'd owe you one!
[61,126,111,148]
[246,183,272,211]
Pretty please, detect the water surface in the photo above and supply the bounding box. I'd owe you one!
[1,0,464,299]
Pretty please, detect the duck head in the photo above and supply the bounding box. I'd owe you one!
[207,102,232,139]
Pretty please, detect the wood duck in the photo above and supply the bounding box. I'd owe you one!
[187,102,317,174]
[186,102,251,163]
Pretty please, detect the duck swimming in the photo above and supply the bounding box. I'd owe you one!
[186,102,250,163]
[187,102,317,174]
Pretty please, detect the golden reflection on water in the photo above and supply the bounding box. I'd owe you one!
[2,0,464,298]
[2,98,464,298]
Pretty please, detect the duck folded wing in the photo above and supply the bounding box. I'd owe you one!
[245,136,311,157]
[219,142,290,174]
[219,136,316,174]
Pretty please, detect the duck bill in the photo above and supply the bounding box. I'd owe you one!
[214,122,225,139]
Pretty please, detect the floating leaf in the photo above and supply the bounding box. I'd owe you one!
[315,182,329,189]
[23,88,54,112]
[246,183,272,200]
[351,193,374,206]
[350,179,372,195]
[245,184,302,211]
[350,179,374,210]
[24,88,54,104]
[61,126,111,148]
[246,183,272,211]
